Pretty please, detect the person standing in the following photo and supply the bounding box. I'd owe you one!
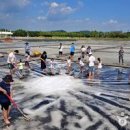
[70,43,75,61]
[78,57,85,73]
[25,42,31,55]
[41,51,47,71]
[81,45,86,58]
[7,50,18,75]
[66,56,72,74]
[119,46,124,65]
[59,43,63,56]
[97,58,102,69]
[86,46,92,55]
[0,75,14,125]
[88,52,96,80]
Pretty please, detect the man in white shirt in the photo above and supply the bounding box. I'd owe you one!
[88,52,95,80]
[7,50,18,74]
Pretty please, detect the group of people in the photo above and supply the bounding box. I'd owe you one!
[0,42,32,125]
[0,42,127,126]
[66,48,102,80]
[7,42,31,78]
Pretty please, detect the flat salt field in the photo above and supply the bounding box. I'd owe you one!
[0,40,130,130]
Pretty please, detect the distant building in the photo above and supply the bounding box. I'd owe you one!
[0,31,13,38]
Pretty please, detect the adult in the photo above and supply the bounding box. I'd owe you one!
[88,52,96,80]
[59,43,63,56]
[70,43,75,60]
[119,46,124,65]
[25,42,31,55]
[81,45,86,58]
[7,50,18,75]
[41,51,47,70]
[86,46,92,55]
[0,75,14,125]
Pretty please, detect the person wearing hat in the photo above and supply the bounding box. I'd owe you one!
[0,75,14,125]
[88,52,96,80]
[25,42,31,55]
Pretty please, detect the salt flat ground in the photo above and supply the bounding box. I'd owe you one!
[0,40,130,130]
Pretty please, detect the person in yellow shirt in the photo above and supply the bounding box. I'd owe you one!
[18,59,24,75]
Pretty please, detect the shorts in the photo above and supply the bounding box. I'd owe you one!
[89,66,95,73]
[0,102,11,110]
[8,63,14,69]
[70,52,74,56]
[59,51,63,55]
[25,51,30,55]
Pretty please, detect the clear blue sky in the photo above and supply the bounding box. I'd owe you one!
[0,0,130,32]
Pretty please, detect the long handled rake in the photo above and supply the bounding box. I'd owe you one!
[5,94,31,121]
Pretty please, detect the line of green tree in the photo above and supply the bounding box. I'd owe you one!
[1,29,130,38]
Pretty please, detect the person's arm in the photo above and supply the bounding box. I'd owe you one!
[0,87,7,95]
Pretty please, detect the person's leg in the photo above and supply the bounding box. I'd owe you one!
[2,104,10,125]
[88,67,92,79]
[122,56,124,65]
[119,56,121,64]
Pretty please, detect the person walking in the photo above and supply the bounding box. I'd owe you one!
[0,75,14,125]
[119,46,124,65]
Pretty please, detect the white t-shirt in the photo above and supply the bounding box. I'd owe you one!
[67,59,71,67]
[7,52,16,64]
[98,62,102,69]
[50,61,54,68]
[89,55,95,66]
[81,47,86,52]
[59,46,63,52]
[79,60,84,67]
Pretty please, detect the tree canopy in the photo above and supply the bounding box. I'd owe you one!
[1,29,129,39]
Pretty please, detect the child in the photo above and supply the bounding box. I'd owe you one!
[66,56,72,74]
[18,59,24,76]
[50,58,55,75]
[97,58,102,69]
[78,57,85,73]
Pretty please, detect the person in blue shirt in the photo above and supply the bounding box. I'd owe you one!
[0,75,14,125]
[70,43,75,60]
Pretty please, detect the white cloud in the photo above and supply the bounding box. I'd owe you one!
[50,2,59,8]
[103,19,118,25]
[48,2,75,15]
[37,16,47,21]
[109,19,118,24]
